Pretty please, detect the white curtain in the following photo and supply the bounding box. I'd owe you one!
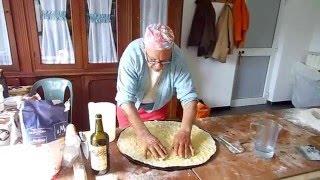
[40,0,74,64]
[87,0,117,63]
[0,0,12,65]
[140,0,168,36]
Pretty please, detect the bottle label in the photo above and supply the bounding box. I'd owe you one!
[90,145,107,171]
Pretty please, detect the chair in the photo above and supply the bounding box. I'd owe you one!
[30,78,73,123]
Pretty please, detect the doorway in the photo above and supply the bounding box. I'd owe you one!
[231,0,282,107]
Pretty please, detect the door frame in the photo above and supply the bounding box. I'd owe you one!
[230,0,285,107]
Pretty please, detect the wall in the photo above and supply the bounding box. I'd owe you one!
[181,2,237,107]
[309,13,320,52]
[181,0,320,107]
[267,0,320,102]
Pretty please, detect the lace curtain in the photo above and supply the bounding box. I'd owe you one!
[140,0,168,36]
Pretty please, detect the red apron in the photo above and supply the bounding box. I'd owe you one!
[116,104,168,128]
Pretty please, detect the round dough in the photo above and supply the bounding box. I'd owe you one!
[117,121,216,170]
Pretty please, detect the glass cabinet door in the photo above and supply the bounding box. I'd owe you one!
[85,0,117,64]
[34,0,75,64]
[0,0,12,65]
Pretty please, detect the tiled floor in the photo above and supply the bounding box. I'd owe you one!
[211,103,294,117]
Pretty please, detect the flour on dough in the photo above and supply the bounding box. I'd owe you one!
[117,121,216,168]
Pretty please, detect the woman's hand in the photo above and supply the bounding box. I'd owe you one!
[172,129,194,158]
[138,131,167,160]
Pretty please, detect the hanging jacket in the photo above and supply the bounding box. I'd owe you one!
[233,0,249,48]
[187,0,216,57]
[212,4,234,63]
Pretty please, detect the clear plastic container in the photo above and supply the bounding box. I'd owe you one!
[250,120,282,159]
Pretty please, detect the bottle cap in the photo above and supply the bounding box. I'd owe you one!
[95,114,102,119]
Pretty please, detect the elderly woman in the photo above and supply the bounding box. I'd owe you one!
[115,24,198,159]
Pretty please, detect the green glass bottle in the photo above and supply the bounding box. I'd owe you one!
[90,114,110,175]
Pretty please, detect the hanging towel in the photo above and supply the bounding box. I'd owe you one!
[212,4,234,63]
[233,0,249,48]
[187,0,216,57]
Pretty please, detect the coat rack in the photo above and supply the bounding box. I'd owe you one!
[212,0,234,3]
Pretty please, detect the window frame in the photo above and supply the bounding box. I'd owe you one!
[23,0,159,73]
[25,0,83,72]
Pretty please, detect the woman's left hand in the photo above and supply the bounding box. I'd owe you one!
[172,129,195,158]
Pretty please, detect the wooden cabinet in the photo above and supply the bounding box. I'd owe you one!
[1,0,184,131]
[82,74,117,130]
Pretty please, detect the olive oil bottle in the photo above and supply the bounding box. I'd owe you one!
[90,114,110,175]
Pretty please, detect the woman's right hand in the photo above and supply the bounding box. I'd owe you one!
[138,131,168,159]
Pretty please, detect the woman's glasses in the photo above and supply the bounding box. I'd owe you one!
[141,41,173,65]
[145,52,171,65]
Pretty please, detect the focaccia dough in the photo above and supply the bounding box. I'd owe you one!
[117,121,216,169]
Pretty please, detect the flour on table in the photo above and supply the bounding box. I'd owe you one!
[296,108,320,132]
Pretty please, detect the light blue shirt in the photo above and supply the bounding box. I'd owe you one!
[115,38,198,111]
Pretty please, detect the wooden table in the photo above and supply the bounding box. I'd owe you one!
[57,109,320,179]
[192,109,320,179]
[57,134,198,180]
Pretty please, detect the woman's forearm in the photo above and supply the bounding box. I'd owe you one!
[180,100,197,132]
[120,103,149,136]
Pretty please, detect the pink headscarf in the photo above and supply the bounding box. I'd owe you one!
[143,24,175,50]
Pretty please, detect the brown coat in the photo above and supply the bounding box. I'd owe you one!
[212,4,234,63]
[187,0,216,57]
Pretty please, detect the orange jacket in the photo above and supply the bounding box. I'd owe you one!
[232,0,249,47]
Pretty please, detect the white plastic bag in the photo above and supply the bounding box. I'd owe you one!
[292,62,320,108]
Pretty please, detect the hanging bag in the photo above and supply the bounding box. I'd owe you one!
[196,100,210,119]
